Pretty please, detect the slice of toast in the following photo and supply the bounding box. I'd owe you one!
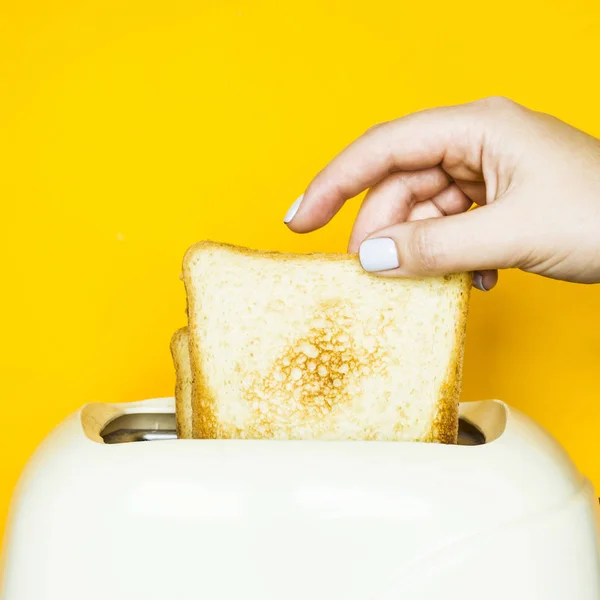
[169,327,193,439]
[182,240,471,443]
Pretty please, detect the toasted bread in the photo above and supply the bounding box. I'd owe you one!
[169,327,193,439]
[182,240,471,442]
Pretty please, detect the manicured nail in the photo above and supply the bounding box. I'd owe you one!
[359,238,399,272]
[284,194,304,224]
[473,272,488,291]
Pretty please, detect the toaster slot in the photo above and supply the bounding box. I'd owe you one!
[457,419,486,446]
[99,413,486,445]
[101,412,177,444]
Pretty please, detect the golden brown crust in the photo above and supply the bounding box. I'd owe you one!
[191,361,213,439]
[427,273,473,444]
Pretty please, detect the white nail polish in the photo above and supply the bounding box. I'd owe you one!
[473,273,488,291]
[284,194,304,224]
[359,238,399,272]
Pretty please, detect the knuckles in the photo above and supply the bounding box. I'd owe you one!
[409,221,443,274]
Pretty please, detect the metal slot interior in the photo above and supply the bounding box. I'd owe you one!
[101,413,486,445]
[101,413,176,444]
[457,419,486,446]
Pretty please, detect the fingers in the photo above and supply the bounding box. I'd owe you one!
[347,168,452,253]
[357,202,520,278]
[409,184,473,221]
[348,168,473,253]
[285,99,503,233]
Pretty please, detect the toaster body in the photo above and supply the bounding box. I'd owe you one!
[1,398,599,599]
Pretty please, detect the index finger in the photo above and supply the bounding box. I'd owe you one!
[286,99,493,233]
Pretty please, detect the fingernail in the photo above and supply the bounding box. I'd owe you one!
[284,194,304,224]
[359,238,399,272]
[473,272,488,291]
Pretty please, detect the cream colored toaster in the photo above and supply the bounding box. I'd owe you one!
[1,397,599,599]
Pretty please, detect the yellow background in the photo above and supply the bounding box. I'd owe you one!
[1,0,599,540]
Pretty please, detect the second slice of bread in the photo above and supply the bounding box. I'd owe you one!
[170,327,193,439]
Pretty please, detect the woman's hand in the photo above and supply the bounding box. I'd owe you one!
[283,97,600,290]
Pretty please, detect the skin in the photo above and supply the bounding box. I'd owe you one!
[284,97,600,291]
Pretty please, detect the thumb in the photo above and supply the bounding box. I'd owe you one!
[357,203,520,278]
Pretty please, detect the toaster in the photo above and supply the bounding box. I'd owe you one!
[1,397,599,599]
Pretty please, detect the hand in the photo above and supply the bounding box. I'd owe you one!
[283,97,600,290]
